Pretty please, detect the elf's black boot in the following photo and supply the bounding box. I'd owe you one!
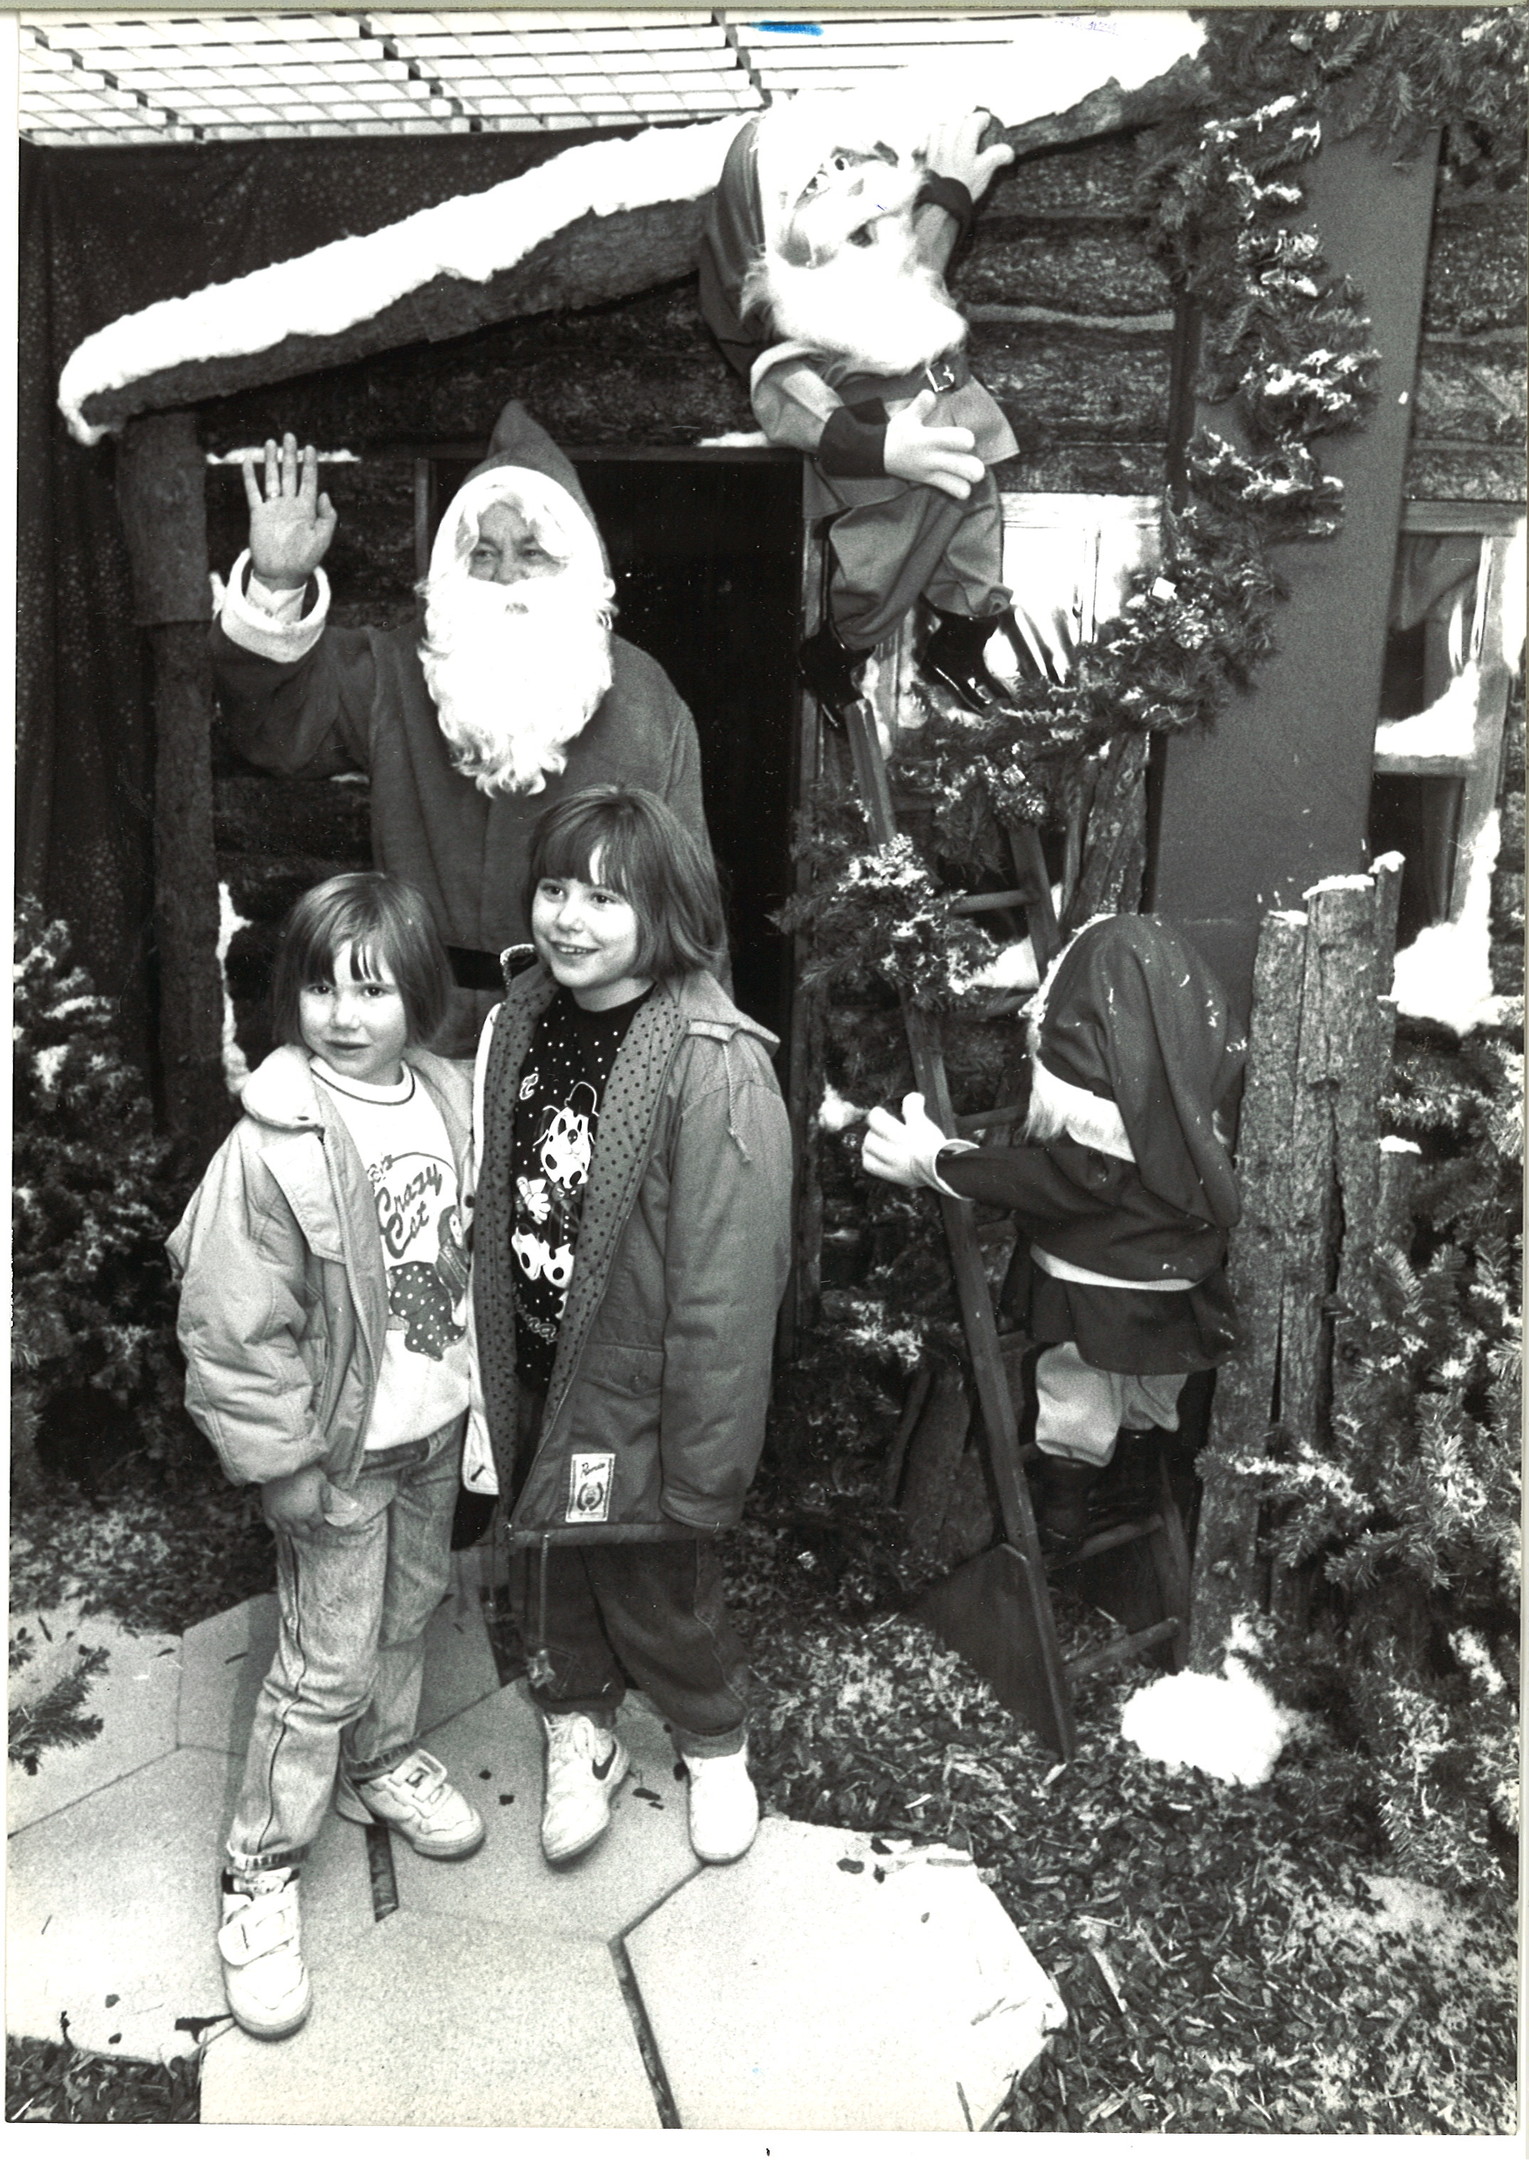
[918,606,1011,713]
[798,616,871,730]
[1036,1456,1103,1562]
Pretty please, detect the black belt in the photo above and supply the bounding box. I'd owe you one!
[446,945,507,992]
[447,943,537,992]
[836,351,970,407]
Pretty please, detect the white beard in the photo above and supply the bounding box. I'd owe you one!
[419,569,614,796]
[745,226,969,376]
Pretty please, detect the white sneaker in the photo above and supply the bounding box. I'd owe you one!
[217,1867,311,2040]
[683,1747,759,1864]
[540,1713,630,1864]
[335,1749,485,1859]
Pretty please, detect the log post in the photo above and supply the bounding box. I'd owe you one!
[116,409,230,1169]
[1190,908,1306,1662]
[1191,862,1409,1664]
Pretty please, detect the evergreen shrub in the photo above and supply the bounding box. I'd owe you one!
[11,901,201,1490]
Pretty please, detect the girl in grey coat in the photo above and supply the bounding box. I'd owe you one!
[471,788,792,1871]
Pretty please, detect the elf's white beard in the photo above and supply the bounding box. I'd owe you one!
[744,225,968,376]
[419,568,615,796]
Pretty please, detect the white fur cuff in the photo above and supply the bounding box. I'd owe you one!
[219,549,330,664]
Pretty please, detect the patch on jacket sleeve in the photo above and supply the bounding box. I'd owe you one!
[566,1452,615,1523]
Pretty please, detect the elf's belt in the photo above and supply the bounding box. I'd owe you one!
[835,350,971,409]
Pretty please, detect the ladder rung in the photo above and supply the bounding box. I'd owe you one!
[954,1101,1025,1134]
[1048,1514,1163,1570]
[1064,1617,1181,1682]
[949,888,1035,915]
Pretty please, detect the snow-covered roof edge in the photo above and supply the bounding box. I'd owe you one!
[59,117,741,445]
[57,15,1205,446]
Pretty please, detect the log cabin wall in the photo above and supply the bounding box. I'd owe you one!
[191,133,1519,1076]
[198,126,1177,1070]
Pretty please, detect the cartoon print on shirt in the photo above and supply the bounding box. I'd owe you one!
[365,1151,470,1361]
[513,1081,599,1322]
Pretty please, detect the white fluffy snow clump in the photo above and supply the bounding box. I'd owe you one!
[1120,1653,1295,1787]
[818,1083,869,1134]
[1392,808,1506,1035]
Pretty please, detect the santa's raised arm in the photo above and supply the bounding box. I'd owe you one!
[700,96,1018,724]
[213,403,711,1054]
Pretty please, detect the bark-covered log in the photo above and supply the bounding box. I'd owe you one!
[1064,731,1149,929]
[77,63,1207,438]
[1190,908,1306,1666]
[116,412,230,1168]
[1278,881,1376,1453]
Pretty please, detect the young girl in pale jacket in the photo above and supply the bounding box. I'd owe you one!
[170,873,484,2042]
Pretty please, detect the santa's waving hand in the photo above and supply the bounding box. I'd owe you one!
[699,96,1021,726]
[242,434,337,592]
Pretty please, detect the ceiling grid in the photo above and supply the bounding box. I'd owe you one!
[20,10,1057,144]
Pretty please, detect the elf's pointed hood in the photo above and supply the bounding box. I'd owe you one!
[1034,914,1244,1230]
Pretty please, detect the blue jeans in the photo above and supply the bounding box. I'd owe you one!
[226,1416,464,1874]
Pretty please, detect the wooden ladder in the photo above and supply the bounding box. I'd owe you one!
[838,695,1191,1760]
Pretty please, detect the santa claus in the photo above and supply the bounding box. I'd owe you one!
[700,94,1019,724]
[212,403,709,1053]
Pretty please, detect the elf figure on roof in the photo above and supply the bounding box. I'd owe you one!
[700,92,1020,725]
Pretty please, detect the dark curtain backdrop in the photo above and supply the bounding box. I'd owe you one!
[18,129,608,1070]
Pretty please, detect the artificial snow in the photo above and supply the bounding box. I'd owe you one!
[206,448,359,466]
[954,935,1044,994]
[1372,662,1481,764]
[1391,808,1506,1035]
[216,883,252,1094]
[58,14,1203,443]
[1120,1654,1295,1787]
[59,115,744,443]
[818,1082,869,1133]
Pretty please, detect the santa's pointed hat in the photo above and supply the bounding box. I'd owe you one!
[1033,914,1244,1230]
[429,399,610,586]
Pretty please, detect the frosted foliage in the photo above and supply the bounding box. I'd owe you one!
[1120,1658,1296,1787]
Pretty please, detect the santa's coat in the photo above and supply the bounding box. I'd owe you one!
[211,596,704,960]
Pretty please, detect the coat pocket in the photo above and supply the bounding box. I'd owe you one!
[562,1342,665,1518]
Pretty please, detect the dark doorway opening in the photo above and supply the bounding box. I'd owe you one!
[434,452,804,1048]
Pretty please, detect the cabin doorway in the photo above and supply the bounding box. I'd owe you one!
[430,450,804,1049]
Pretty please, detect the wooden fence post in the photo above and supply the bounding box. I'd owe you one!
[1190,860,1406,1665]
[116,409,230,1170]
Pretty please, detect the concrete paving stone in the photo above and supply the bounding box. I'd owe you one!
[199,1911,661,2127]
[177,1594,278,1754]
[177,1588,500,1757]
[6,1747,373,2062]
[8,1603,181,1835]
[389,1681,702,1941]
[626,1817,1067,2132]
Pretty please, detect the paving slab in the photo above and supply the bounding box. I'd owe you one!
[178,1589,500,1756]
[389,1681,701,1940]
[199,1911,661,2127]
[6,1748,372,2062]
[8,1604,181,1835]
[626,1817,1066,2131]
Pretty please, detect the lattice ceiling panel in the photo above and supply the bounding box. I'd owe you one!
[20,10,1060,144]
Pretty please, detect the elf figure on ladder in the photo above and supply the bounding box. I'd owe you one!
[862,916,1246,1560]
[700,91,1021,725]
